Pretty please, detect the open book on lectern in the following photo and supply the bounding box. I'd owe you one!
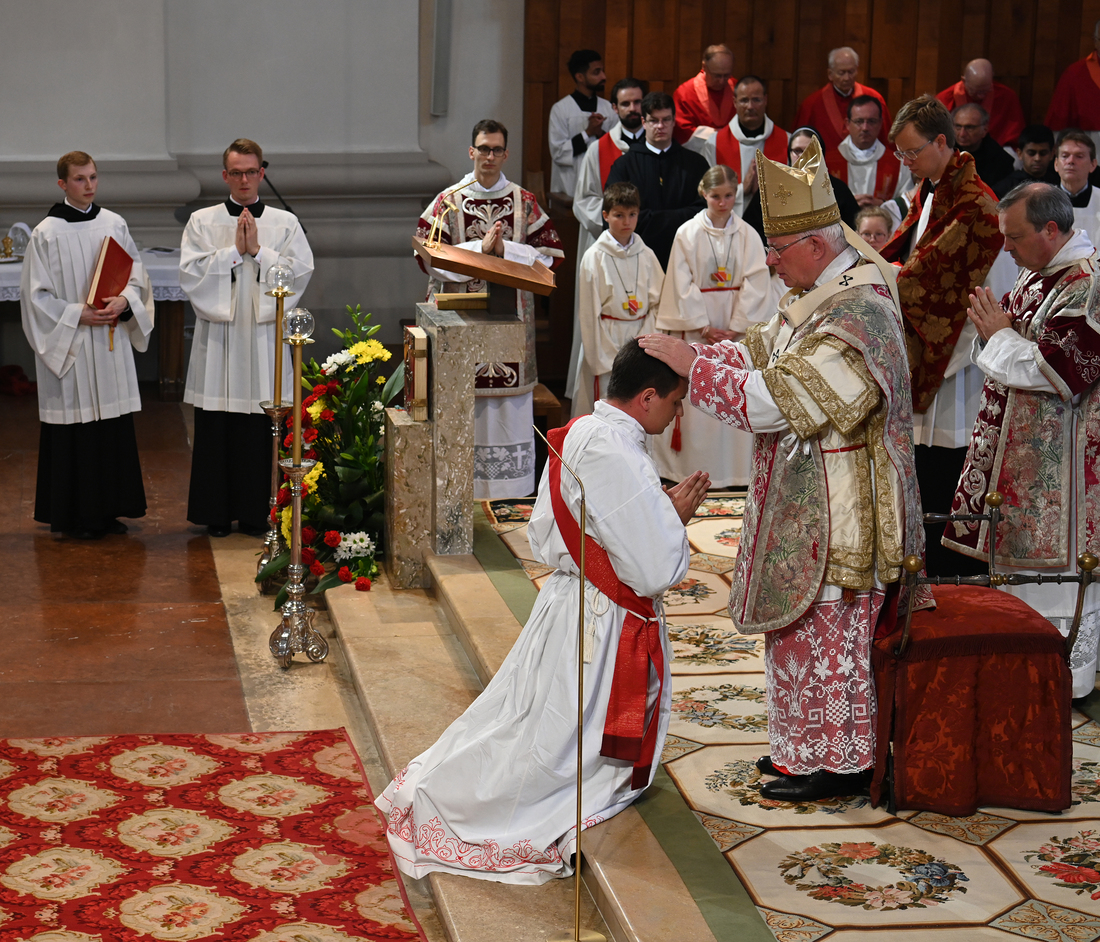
[411,237,556,298]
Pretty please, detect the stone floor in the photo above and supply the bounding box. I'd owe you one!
[1,391,447,942]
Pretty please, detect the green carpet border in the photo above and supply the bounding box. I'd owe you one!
[471,510,772,942]
[471,511,540,624]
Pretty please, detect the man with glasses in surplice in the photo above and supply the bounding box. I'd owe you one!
[180,138,313,538]
[605,92,711,268]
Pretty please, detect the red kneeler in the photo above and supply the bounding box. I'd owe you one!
[870,584,1072,816]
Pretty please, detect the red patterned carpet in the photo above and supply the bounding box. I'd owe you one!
[0,729,424,942]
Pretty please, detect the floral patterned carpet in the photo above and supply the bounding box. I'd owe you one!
[0,729,424,942]
[484,495,1100,942]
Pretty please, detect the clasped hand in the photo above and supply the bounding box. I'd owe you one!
[967,286,1012,341]
[481,220,505,257]
[235,208,261,257]
[664,470,711,524]
[79,295,127,327]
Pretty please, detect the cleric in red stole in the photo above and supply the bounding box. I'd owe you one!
[935,58,1026,148]
[1047,19,1100,136]
[672,44,737,145]
[794,46,891,154]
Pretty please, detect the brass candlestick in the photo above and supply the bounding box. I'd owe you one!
[269,307,327,669]
[257,264,296,575]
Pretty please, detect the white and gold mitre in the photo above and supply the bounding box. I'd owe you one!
[756,138,841,237]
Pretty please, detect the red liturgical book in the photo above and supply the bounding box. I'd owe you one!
[85,236,133,308]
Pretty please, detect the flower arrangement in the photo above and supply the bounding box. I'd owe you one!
[258,305,404,606]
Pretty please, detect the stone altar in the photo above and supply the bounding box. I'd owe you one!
[384,301,525,587]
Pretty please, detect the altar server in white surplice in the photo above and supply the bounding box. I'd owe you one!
[376,340,709,885]
[651,165,776,486]
[180,138,313,538]
[22,151,153,539]
[573,183,663,416]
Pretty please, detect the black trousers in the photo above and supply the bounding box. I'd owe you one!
[914,444,988,578]
[35,415,147,532]
[187,408,272,529]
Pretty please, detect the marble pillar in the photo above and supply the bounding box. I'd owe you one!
[384,407,433,588]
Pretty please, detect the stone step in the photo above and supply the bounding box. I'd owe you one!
[327,574,613,942]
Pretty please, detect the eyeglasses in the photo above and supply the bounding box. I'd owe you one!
[474,145,506,157]
[226,169,262,179]
[894,139,933,162]
[644,115,675,127]
[765,234,814,258]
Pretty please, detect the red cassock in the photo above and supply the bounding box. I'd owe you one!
[794,83,891,153]
[672,70,737,144]
[935,81,1026,146]
[1046,54,1100,131]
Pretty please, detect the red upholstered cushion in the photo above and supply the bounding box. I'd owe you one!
[879,584,1065,661]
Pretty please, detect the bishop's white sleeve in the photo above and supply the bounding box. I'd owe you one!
[179,217,241,323]
[688,346,793,433]
[20,232,84,379]
[975,327,1059,394]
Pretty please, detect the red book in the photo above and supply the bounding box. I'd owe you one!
[85,236,133,308]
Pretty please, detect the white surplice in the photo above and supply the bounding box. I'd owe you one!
[1073,186,1100,253]
[572,231,663,416]
[548,93,618,196]
[566,123,644,401]
[180,203,313,414]
[375,400,688,885]
[22,209,153,423]
[651,209,777,486]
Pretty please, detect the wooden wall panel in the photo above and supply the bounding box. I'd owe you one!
[523,0,1098,199]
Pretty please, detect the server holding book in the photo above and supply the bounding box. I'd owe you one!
[21,151,153,539]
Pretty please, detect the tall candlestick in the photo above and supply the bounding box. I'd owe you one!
[292,342,303,466]
[274,293,285,406]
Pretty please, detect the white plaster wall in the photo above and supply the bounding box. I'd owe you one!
[418,0,525,182]
[165,0,420,156]
[0,0,170,161]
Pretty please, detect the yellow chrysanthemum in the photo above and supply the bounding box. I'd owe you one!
[376,376,385,385]
[348,339,392,365]
[280,505,293,542]
[306,400,325,422]
[303,461,324,494]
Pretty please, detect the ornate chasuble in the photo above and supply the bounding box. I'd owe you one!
[879,150,1003,412]
[415,181,563,394]
[699,264,926,634]
[714,125,788,178]
[944,254,1100,566]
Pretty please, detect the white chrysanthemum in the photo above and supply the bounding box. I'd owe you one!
[371,400,384,414]
[334,530,376,562]
[321,350,354,375]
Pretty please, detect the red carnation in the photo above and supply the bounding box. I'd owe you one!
[326,381,341,395]
[301,525,317,545]
[355,577,372,591]
[301,547,316,566]
[309,560,326,577]
[338,566,354,583]
[324,530,341,548]
[302,428,318,443]
[313,383,328,396]
[303,393,317,408]
[283,433,294,448]
[301,410,313,428]
[276,487,291,508]
[304,449,318,460]
[270,506,278,522]
[320,409,335,423]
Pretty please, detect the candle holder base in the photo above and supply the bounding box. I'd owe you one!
[270,458,327,669]
[257,400,294,577]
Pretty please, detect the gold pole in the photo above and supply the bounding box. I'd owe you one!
[292,343,303,466]
[273,291,285,406]
[536,425,606,942]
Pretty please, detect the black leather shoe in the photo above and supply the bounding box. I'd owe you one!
[755,755,786,777]
[759,768,873,802]
[207,524,232,538]
[104,519,128,535]
[238,521,270,537]
[67,528,103,540]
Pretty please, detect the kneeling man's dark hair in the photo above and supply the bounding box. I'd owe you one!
[607,339,683,401]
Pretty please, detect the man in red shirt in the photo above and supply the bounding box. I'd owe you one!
[672,44,737,146]
[794,46,890,153]
[1047,20,1100,142]
[935,58,1025,147]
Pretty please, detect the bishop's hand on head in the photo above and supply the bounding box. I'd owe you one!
[637,332,696,377]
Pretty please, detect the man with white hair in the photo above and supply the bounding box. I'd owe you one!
[936,58,1025,147]
[795,46,891,153]
[640,140,927,803]
[944,182,1100,698]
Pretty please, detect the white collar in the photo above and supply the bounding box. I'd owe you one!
[1043,228,1096,273]
[458,170,510,194]
[229,195,260,207]
[814,246,860,287]
[596,229,638,255]
[730,115,774,145]
[1062,181,1090,198]
[832,84,853,97]
[838,136,884,164]
[701,208,735,231]
[645,140,671,155]
[593,399,646,444]
[64,198,93,214]
[620,125,644,139]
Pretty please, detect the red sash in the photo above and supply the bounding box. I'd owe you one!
[831,150,899,200]
[598,132,623,188]
[1088,52,1100,94]
[691,70,736,127]
[714,125,788,177]
[547,419,666,789]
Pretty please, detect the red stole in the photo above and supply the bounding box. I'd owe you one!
[715,125,788,177]
[691,70,736,128]
[1087,52,1100,92]
[547,420,666,789]
[830,150,900,201]
[598,132,623,188]
[822,83,867,143]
